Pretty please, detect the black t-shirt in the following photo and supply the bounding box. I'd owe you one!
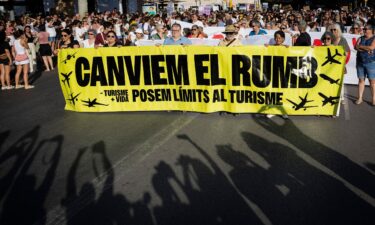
[294,32,311,46]
[0,42,10,54]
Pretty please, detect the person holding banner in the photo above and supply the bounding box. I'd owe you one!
[55,29,80,51]
[265,30,289,119]
[354,24,375,106]
[163,23,192,46]
[150,24,167,40]
[218,25,242,47]
[81,29,96,48]
[328,23,350,106]
[103,31,123,47]
[188,25,205,39]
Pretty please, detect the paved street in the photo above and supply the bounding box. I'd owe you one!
[0,69,375,225]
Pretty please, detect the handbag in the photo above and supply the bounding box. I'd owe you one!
[15,54,28,62]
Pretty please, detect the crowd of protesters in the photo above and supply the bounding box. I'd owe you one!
[0,5,374,104]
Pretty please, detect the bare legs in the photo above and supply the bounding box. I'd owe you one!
[371,79,375,105]
[42,56,54,71]
[15,64,33,89]
[357,78,375,105]
[356,79,365,104]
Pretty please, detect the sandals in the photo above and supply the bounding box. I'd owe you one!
[25,85,35,90]
[15,85,24,89]
[355,99,363,105]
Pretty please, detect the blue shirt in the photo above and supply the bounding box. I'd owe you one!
[358,36,375,64]
[163,36,192,45]
[249,29,267,36]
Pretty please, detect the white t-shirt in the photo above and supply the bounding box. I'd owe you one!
[74,27,85,42]
[82,39,95,48]
[114,24,122,37]
[45,23,56,37]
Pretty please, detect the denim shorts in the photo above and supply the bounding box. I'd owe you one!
[48,37,56,42]
[357,61,375,80]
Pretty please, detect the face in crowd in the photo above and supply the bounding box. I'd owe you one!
[171,24,182,39]
[106,31,117,44]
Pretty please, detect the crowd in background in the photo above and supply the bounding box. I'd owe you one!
[0,6,374,92]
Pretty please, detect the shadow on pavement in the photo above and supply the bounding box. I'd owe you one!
[152,134,262,225]
[61,141,153,225]
[252,115,375,199]
[365,163,375,173]
[238,131,374,225]
[0,126,62,225]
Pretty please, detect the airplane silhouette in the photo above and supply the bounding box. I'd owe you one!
[82,98,109,107]
[321,48,342,66]
[66,92,80,105]
[286,93,318,111]
[319,74,340,85]
[318,92,340,106]
[61,71,72,87]
[61,51,78,64]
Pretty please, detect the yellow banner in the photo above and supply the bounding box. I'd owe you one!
[58,46,345,115]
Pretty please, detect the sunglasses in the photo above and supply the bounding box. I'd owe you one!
[62,34,68,37]
[324,37,331,40]
[363,28,368,31]
[191,28,197,30]
[107,35,115,38]
[88,33,94,35]
[280,27,286,30]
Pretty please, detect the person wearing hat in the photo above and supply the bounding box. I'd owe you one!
[131,28,146,46]
[218,25,242,47]
[163,23,192,46]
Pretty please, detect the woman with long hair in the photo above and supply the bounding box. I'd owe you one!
[12,30,33,89]
[24,25,37,73]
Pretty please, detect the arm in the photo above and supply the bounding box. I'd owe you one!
[357,38,375,52]
[5,49,12,65]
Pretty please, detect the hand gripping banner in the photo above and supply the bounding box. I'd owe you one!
[58,46,345,115]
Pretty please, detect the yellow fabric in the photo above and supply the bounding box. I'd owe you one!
[58,46,345,115]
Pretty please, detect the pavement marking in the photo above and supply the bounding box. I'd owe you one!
[343,86,351,120]
[42,114,199,225]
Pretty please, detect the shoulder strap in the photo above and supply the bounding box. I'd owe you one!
[226,38,237,47]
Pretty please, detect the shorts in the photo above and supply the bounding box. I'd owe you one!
[0,58,9,65]
[357,61,375,80]
[39,44,52,56]
[48,37,56,42]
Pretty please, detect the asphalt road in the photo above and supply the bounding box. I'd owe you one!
[0,69,374,225]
